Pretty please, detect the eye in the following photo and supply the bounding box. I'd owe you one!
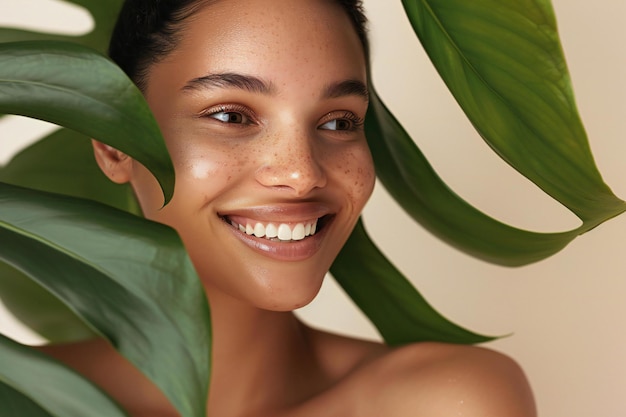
[200,104,256,126]
[319,119,352,131]
[318,111,364,132]
[210,110,250,124]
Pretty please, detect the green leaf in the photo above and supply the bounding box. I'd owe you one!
[0,128,140,342]
[0,333,129,417]
[402,0,625,217]
[0,384,57,417]
[0,183,211,417]
[332,218,494,345]
[0,262,95,343]
[0,40,174,204]
[365,0,626,265]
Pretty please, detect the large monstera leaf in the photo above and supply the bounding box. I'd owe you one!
[0,1,143,341]
[0,39,176,340]
[0,183,211,417]
[0,129,140,342]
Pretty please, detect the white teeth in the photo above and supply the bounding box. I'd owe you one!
[277,224,292,240]
[253,223,265,238]
[231,218,320,241]
[266,223,278,238]
[292,223,305,241]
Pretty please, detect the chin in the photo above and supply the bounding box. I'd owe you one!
[246,272,326,312]
[193,234,339,312]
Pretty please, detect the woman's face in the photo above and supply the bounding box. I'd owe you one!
[129,0,374,310]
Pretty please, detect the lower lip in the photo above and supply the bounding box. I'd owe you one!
[224,219,329,261]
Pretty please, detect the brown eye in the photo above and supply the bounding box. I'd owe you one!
[321,118,357,131]
[210,111,249,124]
[319,119,352,131]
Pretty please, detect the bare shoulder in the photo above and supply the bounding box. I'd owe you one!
[302,326,535,417]
[352,342,536,417]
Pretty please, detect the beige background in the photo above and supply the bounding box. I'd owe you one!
[1,0,625,416]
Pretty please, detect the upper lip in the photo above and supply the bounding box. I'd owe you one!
[217,202,334,223]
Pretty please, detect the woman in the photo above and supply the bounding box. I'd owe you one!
[40,0,536,415]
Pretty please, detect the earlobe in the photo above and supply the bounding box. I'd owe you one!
[92,140,133,184]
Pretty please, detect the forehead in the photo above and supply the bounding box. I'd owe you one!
[145,0,366,95]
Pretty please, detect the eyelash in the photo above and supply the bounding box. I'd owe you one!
[319,111,365,132]
[198,104,257,126]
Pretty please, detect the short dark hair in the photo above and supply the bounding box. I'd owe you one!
[108,0,369,92]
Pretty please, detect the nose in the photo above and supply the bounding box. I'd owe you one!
[254,130,327,196]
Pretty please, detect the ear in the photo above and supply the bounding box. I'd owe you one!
[92,140,133,184]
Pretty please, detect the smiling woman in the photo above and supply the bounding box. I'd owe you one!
[0,0,536,416]
[51,1,535,415]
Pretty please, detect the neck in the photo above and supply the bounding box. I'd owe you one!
[205,291,329,417]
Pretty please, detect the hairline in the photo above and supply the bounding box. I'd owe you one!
[121,0,370,93]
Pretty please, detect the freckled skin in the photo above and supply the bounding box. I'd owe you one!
[130,14,374,309]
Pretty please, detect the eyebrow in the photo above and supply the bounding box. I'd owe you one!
[181,72,368,101]
[182,72,276,95]
[323,79,369,102]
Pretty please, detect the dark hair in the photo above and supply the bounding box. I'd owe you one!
[108,0,369,91]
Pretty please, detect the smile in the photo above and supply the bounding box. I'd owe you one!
[218,207,334,261]
[222,214,333,242]
[228,218,318,242]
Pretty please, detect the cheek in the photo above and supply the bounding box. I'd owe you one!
[132,145,245,222]
[168,137,249,180]
[169,148,243,208]
[334,144,376,209]
[177,152,231,182]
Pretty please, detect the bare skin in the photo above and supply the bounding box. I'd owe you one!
[39,327,535,417]
[40,0,536,416]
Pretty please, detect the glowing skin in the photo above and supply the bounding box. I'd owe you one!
[120,0,374,311]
